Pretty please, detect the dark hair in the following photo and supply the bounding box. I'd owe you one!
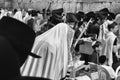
[107,12,116,20]
[99,55,106,64]
[108,22,117,31]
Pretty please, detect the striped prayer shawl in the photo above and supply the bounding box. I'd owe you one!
[21,23,74,80]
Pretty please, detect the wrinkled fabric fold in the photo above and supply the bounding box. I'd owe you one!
[21,23,74,80]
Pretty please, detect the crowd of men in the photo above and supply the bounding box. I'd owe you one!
[0,7,120,80]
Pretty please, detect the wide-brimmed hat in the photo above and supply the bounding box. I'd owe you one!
[52,8,63,16]
[0,16,41,65]
[84,11,96,22]
[66,13,79,23]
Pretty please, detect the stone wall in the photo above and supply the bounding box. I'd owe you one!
[1,0,120,13]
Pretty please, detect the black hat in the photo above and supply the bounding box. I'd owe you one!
[0,16,41,65]
[99,8,109,13]
[75,11,85,21]
[107,12,116,20]
[52,8,63,16]
[28,10,38,17]
[84,11,96,22]
[66,13,79,23]
[99,8,110,17]
[95,11,105,20]
[49,13,63,25]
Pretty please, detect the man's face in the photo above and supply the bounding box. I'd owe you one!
[113,25,118,33]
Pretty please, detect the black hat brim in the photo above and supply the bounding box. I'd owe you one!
[29,53,41,58]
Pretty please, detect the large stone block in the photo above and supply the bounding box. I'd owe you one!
[22,0,31,3]
[82,3,90,13]
[51,2,63,10]
[63,2,70,13]
[57,0,64,3]
[1,0,120,14]
[0,0,4,3]
[76,2,83,12]
[110,2,120,13]
[102,2,111,9]
[31,1,50,11]
[89,3,103,12]
[69,2,77,13]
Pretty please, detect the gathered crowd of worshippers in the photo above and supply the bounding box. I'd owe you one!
[1,7,120,80]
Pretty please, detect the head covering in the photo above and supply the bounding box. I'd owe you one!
[115,14,120,24]
[52,8,63,16]
[75,11,85,21]
[13,10,23,22]
[99,8,110,18]
[95,11,105,20]
[84,11,96,22]
[107,12,116,20]
[27,10,37,17]
[66,13,79,23]
[49,8,64,25]
[0,16,40,66]
[49,13,63,25]
[99,8,109,13]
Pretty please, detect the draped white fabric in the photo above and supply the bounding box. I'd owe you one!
[100,32,116,66]
[21,23,74,80]
[13,11,23,22]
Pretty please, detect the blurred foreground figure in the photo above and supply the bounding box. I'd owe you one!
[0,16,41,80]
[21,23,74,80]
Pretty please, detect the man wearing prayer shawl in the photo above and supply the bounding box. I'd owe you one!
[115,14,120,40]
[21,23,75,80]
[100,22,118,67]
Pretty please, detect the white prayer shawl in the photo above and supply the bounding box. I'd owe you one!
[13,11,23,22]
[101,32,116,66]
[21,23,74,80]
[0,9,5,19]
[98,20,113,42]
[23,12,29,23]
[115,14,120,40]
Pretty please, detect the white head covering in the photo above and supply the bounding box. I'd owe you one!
[21,23,75,80]
[115,14,120,24]
[0,9,5,19]
[13,10,23,22]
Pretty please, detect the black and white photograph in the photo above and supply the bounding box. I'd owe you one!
[1,0,120,80]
